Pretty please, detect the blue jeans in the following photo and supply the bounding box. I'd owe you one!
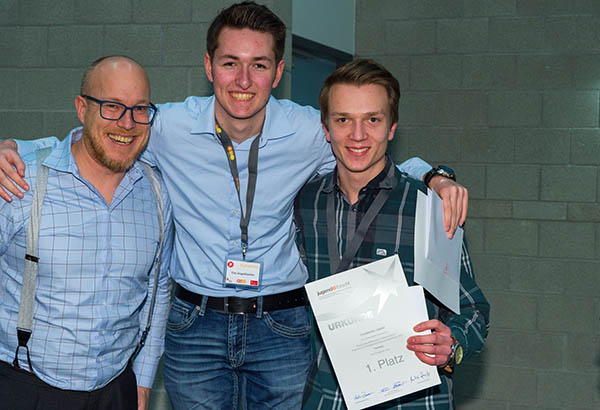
[163,295,312,410]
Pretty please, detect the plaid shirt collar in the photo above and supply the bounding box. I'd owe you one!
[323,155,397,199]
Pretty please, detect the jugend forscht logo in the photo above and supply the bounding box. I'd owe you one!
[316,281,351,298]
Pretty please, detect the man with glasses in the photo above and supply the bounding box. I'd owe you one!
[0,55,173,410]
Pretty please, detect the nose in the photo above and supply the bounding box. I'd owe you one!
[117,109,136,130]
[236,65,251,89]
[350,121,366,141]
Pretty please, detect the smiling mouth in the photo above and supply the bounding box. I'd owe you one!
[108,133,134,145]
[348,147,369,153]
[231,92,254,101]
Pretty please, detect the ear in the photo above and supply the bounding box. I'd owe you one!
[74,95,87,125]
[204,53,214,83]
[388,121,398,141]
[323,123,331,143]
[271,59,285,89]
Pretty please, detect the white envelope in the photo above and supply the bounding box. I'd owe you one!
[414,190,461,314]
[425,189,463,282]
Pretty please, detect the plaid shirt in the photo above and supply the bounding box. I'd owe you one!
[294,158,490,410]
[0,128,173,390]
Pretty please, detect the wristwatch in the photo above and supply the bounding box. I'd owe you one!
[443,336,463,373]
[424,165,456,188]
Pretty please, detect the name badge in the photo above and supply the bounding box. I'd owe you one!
[224,259,262,290]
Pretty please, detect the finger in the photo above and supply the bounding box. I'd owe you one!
[449,192,460,239]
[459,188,468,227]
[442,192,454,238]
[3,152,29,191]
[414,351,450,367]
[14,154,26,178]
[0,170,26,199]
[0,186,13,203]
[413,319,447,333]
[407,339,452,354]
[452,189,461,236]
[407,332,452,347]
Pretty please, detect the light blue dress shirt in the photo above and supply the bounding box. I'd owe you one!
[15,96,429,298]
[2,128,173,390]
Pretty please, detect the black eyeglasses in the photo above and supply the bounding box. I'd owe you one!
[81,95,157,125]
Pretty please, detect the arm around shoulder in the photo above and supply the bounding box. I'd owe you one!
[0,137,60,201]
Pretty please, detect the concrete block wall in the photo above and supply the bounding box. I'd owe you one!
[0,1,292,409]
[356,0,600,409]
[0,0,292,141]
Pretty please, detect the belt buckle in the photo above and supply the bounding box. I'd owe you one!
[223,297,244,315]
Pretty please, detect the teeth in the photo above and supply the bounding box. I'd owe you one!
[348,147,368,153]
[231,93,253,101]
[108,134,134,145]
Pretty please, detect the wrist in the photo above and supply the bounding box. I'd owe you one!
[442,336,463,373]
[423,165,456,188]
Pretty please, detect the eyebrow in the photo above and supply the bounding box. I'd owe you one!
[101,97,151,106]
[330,110,385,117]
[220,54,272,62]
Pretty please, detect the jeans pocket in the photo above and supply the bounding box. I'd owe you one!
[263,306,311,338]
[166,296,199,332]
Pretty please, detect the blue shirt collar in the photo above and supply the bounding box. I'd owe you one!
[190,95,296,146]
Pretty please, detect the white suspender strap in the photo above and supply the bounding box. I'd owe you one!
[14,157,166,370]
[14,147,52,370]
[130,161,165,361]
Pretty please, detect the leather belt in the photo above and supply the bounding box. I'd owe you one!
[174,283,308,314]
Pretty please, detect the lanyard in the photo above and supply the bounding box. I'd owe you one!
[216,123,260,259]
[326,165,394,274]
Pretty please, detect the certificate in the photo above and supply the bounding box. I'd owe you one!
[305,256,441,409]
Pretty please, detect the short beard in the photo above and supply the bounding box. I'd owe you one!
[82,127,146,173]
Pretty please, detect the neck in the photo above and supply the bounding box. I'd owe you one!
[214,109,265,144]
[71,139,126,205]
[336,162,387,205]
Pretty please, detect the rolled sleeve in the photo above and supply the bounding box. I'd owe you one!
[15,137,60,157]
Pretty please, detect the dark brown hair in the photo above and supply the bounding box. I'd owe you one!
[206,1,286,63]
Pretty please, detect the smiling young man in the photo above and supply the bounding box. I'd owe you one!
[0,3,468,409]
[0,56,172,410]
[294,59,489,410]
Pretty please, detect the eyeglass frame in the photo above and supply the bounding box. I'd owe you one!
[81,94,158,125]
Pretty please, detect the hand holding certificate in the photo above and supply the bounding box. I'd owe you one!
[305,256,441,410]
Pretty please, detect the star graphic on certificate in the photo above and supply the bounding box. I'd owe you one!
[363,258,407,314]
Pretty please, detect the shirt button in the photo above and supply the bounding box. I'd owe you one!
[99,357,104,362]
[233,241,238,246]
[103,302,108,306]
[102,330,107,335]
[233,210,239,215]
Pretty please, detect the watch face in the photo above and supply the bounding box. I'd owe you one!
[455,345,464,365]
[439,165,454,175]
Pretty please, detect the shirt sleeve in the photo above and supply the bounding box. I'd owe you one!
[443,239,490,361]
[15,137,60,157]
[395,157,432,182]
[131,179,174,388]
